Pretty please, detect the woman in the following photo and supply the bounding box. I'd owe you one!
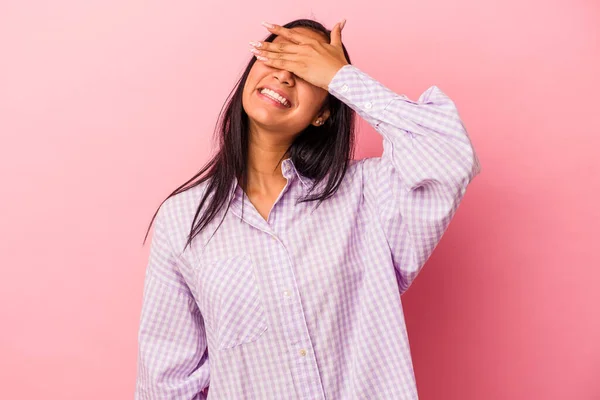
[135,18,481,400]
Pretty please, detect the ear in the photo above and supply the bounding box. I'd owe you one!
[313,108,331,127]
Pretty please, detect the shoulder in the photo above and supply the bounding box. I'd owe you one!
[345,157,372,185]
[156,180,213,255]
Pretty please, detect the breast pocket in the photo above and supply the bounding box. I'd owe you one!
[200,254,269,350]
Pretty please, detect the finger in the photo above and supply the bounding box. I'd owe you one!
[254,48,295,62]
[250,40,302,54]
[330,20,345,47]
[256,54,299,72]
[261,22,317,45]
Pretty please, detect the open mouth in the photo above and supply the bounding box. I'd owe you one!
[257,87,291,108]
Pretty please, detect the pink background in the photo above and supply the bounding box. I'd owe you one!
[1,1,598,399]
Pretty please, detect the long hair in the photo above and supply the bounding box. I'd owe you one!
[143,18,355,252]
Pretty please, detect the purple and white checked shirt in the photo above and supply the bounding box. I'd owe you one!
[135,64,481,399]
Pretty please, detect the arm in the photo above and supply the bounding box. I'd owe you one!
[135,203,210,399]
[328,64,481,294]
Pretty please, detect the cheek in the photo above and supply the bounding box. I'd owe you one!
[244,66,261,91]
[297,91,327,116]
[243,65,271,100]
[297,84,327,105]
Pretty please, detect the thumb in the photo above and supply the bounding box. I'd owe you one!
[330,19,346,47]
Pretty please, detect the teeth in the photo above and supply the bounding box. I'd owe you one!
[260,88,289,107]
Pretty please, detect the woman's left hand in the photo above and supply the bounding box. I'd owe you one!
[249,20,349,91]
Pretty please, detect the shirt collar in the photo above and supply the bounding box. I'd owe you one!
[281,157,314,189]
[227,157,313,204]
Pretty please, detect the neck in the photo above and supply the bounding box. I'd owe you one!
[245,145,290,196]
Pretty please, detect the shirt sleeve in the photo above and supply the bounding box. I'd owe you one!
[135,202,210,399]
[328,64,481,294]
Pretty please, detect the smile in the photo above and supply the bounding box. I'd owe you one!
[257,88,291,109]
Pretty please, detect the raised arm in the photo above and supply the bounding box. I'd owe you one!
[328,64,481,294]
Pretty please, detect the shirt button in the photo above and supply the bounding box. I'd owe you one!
[283,290,291,297]
[341,84,348,92]
[365,102,372,109]
[299,349,307,357]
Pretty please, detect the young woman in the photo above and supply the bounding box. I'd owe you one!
[135,18,481,400]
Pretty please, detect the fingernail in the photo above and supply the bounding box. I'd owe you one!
[261,21,274,28]
[249,41,262,48]
[340,19,346,29]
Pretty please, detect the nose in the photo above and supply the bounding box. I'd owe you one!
[273,69,295,86]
